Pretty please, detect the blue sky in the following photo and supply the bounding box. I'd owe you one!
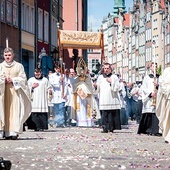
[88,0,133,31]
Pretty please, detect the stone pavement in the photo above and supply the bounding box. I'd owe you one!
[0,121,170,170]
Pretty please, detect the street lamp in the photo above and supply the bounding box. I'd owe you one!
[96,62,101,73]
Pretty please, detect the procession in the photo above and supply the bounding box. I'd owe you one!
[1,45,170,170]
[1,0,170,169]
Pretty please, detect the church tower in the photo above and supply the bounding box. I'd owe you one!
[113,0,126,16]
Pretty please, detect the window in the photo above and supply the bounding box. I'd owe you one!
[25,5,29,31]
[21,3,34,33]
[136,55,139,68]
[129,59,132,69]
[13,3,18,26]
[132,35,135,46]
[13,0,18,26]
[21,2,25,30]
[6,0,12,24]
[132,53,135,67]
[153,19,158,30]
[38,8,43,40]
[146,12,151,22]
[136,36,138,49]
[51,16,57,46]
[44,11,49,42]
[1,0,18,25]
[1,0,5,21]
[30,7,34,33]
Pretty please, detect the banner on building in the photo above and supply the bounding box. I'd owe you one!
[58,30,103,49]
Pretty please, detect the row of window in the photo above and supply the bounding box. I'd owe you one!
[1,0,18,26]
[1,1,58,47]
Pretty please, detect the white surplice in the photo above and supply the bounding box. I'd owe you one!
[156,67,170,143]
[28,77,51,112]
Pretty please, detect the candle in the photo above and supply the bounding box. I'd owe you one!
[153,47,156,77]
[63,63,66,71]
[153,40,156,77]
[6,37,9,48]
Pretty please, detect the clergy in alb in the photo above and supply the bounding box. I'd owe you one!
[94,62,121,133]
[137,62,160,136]
[26,68,52,131]
[0,68,5,138]
[0,47,32,140]
[156,66,170,143]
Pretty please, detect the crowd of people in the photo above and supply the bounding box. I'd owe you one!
[0,47,170,144]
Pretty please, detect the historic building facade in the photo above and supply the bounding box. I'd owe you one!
[101,0,169,83]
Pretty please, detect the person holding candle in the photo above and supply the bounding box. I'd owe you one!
[0,47,32,140]
[137,62,161,136]
[48,64,66,127]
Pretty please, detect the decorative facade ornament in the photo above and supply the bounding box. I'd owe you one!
[58,30,103,49]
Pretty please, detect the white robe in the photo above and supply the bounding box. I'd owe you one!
[49,73,66,104]
[156,67,170,143]
[0,61,32,137]
[119,81,126,108]
[28,77,51,112]
[0,69,5,138]
[96,74,121,110]
[142,74,158,113]
[64,77,73,107]
[71,76,94,127]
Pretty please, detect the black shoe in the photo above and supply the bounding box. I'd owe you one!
[101,130,108,133]
[11,135,18,140]
[148,133,162,137]
[35,128,43,131]
[165,141,169,144]
[109,130,114,133]
[5,136,12,140]
[5,135,18,140]
[154,133,162,137]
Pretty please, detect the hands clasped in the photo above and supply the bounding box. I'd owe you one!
[32,82,39,88]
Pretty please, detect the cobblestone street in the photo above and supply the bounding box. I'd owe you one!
[0,121,170,170]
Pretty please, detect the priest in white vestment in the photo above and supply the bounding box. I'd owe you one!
[71,58,96,127]
[156,66,170,143]
[94,62,121,133]
[0,47,32,139]
[0,68,5,138]
[71,73,94,127]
